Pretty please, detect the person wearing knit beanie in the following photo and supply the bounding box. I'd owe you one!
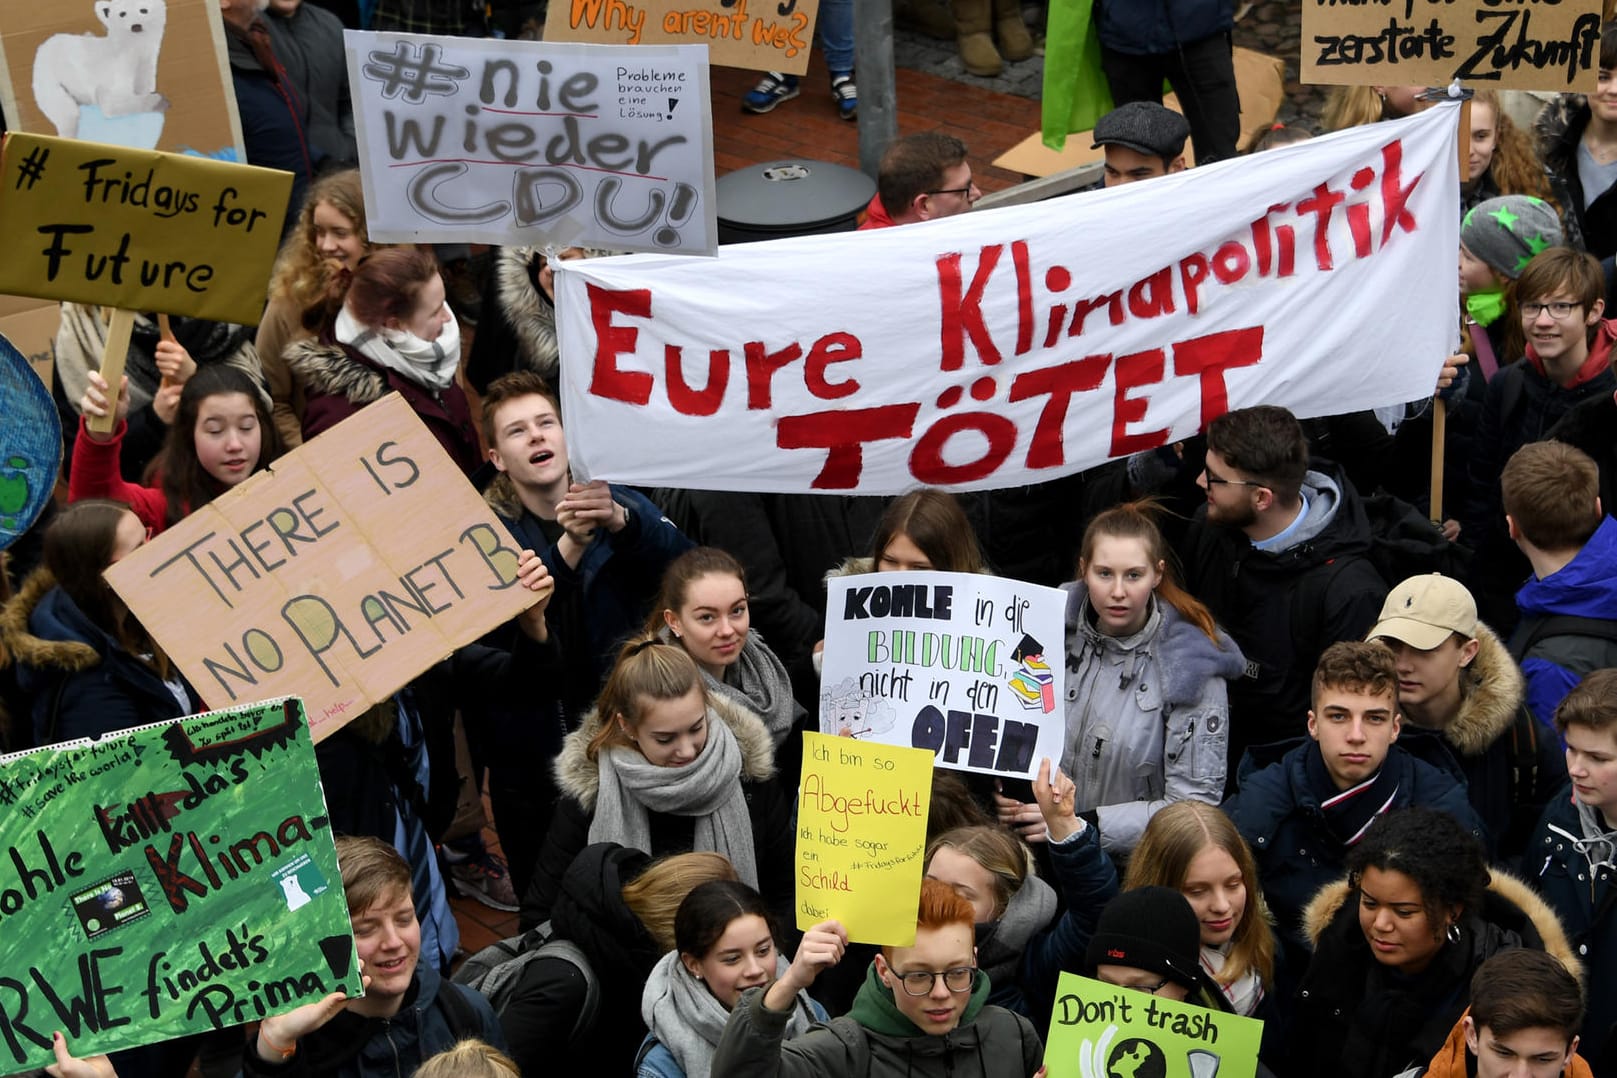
[1461,195,1564,330]
[1084,886,1203,1001]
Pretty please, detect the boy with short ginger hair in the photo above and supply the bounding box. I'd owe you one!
[713,879,1043,1078]
[1528,671,1617,1074]
[1223,642,1484,968]
[244,836,506,1075]
[1502,441,1617,727]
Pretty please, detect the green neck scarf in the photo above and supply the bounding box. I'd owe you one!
[1466,288,1507,327]
[846,958,989,1037]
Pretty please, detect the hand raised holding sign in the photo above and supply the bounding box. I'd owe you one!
[155,337,197,387]
[765,920,848,1012]
[45,1033,116,1078]
[254,962,370,1064]
[515,549,555,643]
[994,780,1048,845]
[1031,758,1082,844]
[78,371,130,443]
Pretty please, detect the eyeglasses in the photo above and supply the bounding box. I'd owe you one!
[1115,977,1173,996]
[1203,469,1267,489]
[1521,301,1582,320]
[895,966,978,996]
[927,183,980,201]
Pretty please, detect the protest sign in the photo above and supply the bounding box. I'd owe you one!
[1301,0,1603,91]
[1044,972,1263,1078]
[0,0,243,160]
[795,731,931,946]
[543,0,822,75]
[555,103,1461,494]
[346,32,717,255]
[0,698,358,1070]
[0,330,60,551]
[104,394,537,742]
[0,133,290,324]
[820,571,1066,780]
[0,295,61,401]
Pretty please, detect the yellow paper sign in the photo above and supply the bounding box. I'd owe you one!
[1301,0,1604,92]
[796,731,932,946]
[0,133,289,323]
[104,394,536,742]
[543,0,821,75]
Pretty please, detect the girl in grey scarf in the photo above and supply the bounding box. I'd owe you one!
[639,881,823,1078]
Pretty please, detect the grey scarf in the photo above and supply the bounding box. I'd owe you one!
[641,950,815,1078]
[588,707,758,887]
[976,873,1057,990]
[709,632,801,750]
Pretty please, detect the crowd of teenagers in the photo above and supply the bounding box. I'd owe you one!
[15,16,1617,1078]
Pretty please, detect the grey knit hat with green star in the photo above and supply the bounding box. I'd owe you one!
[1461,195,1562,280]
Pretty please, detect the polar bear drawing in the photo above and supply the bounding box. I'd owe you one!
[32,0,170,140]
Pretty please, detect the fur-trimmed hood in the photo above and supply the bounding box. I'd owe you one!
[285,338,388,406]
[1300,869,1581,984]
[492,245,560,386]
[1437,623,1524,757]
[0,569,101,676]
[553,691,777,811]
[484,472,524,521]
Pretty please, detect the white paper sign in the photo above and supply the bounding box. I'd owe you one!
[345,32,717,255]
[555,103,1461,493]
[820,571,1067,780]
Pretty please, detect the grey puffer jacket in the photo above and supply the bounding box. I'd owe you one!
[1061,586,1245,852]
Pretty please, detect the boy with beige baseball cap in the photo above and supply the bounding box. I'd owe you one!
[1367,574,1565,859]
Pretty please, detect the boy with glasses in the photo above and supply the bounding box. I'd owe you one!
[1464,247,1615,632]
[1181,405,1387,767]
[859,133,981,229]
[713,879,1043,1077]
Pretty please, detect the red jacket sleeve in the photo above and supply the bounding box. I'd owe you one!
[68,417,170,535]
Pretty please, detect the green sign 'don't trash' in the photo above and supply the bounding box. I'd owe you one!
[1043,972,1264,1078]
[0,697,357,1070]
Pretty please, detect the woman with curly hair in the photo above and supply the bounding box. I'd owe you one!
[257,169,380,447]
[1290,807,1578,1078]
[1464,89,1557,216]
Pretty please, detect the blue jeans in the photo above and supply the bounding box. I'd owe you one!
[817,0,854,74]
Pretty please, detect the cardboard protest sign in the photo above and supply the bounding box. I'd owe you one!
[795,731,931,946]
[1301,0,1603,91]
[0,329,61,551]
[0,698,358,1070]
[0,133,290,324]
[820,571,1066,780]
[0,0,243,160]
[543,0,821,76]
[346,31,717,255]
[1043,972,1263,1078]
[0,295,62,391]
[555,103,1461,494]
[104,394,536,742]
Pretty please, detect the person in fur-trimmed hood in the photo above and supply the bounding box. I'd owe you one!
[1535,27,1617,260]
[521,637,794,932]
[1367,575,1567,862]
[1290,808,1579,1078]
[287,247,481,476]
[464,244,607,395]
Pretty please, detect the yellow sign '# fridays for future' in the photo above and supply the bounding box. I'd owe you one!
[0,132,289,324]
[796,731,933,947]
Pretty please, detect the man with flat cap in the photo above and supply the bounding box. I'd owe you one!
[1094,100,1191,188]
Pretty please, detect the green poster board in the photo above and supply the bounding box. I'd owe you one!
[0,698,358,1070]
[1044,972,1263,1078]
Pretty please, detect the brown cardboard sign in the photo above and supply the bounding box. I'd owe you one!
[0,296,62,389]
[543,0,821,75]
[0,0,243,160]
[105,395,536,741]
[1301,0,1603,92]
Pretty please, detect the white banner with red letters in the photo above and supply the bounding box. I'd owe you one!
[555,102,1461,494]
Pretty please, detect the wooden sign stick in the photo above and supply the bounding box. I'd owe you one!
[88,308,137,436]
[1432,96,1471,526]
[157,312,178,389]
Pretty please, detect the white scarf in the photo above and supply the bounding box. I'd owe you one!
[641,951,816,1078]
[334,303,461,393]
[1201,943,1265,1017]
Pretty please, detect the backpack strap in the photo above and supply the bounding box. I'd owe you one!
[536,936,599,1042]
[1507,615,1617,662]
